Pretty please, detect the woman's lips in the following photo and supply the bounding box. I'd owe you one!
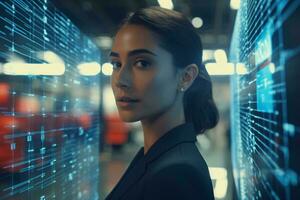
[117,96,139,108]
[116,99,140,108]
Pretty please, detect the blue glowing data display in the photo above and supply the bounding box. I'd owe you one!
[230,0,300,199]
[0,0,101,199]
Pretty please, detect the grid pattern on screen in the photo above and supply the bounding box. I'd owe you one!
[0,0,101,199]
[230,0,300,199]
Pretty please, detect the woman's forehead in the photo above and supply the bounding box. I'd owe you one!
[113,24,160,50]
[111,24,174,64]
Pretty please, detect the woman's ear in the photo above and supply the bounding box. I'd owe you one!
[178,64,199,91]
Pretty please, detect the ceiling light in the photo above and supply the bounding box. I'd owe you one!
[230,0,240,10]
[157,0,174,10]
[214,49,228,63]
[205,63,234,75]
[95,36,112,50]
[192,17,203,28]
[102,63,113,76]
[77,62,101,76]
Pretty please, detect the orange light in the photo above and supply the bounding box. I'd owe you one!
[16,96,40,113]
[0,83,10,106]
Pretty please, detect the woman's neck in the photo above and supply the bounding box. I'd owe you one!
[141,97,185,155]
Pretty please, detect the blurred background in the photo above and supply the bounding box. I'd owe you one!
[1,0,299,200]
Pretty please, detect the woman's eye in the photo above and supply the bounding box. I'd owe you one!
[135,60,150,68]
[110,61,121,69]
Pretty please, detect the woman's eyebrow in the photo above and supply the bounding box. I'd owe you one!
[109,51,119,57]
[128,49,157,57]
[109,49,157,57]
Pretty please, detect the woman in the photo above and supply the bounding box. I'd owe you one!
[106,6,219,200]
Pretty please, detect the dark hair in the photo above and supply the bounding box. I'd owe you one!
[120,6,219,134]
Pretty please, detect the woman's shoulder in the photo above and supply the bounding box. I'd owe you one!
[144,159,214,200]
[150,161,207,180]
[149,142,209,172]
[142,143,214,199]
[145,142,211,184]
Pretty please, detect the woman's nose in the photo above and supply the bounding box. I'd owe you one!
[115,66,132,89]
[116,79,129,89]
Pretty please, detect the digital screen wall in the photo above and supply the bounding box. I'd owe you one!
[0,0,101,199]
[230,0,300,199]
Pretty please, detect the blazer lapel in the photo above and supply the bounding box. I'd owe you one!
[106,123,196,199]
[111,149,146,199]
[145,122,196,164]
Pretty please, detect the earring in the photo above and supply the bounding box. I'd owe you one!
[180,88,185,92]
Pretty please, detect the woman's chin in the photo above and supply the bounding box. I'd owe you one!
[118,113,140,122]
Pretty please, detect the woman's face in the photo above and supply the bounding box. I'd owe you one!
[110,24,181,122]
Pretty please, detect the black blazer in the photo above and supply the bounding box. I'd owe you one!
[105,123,215,200]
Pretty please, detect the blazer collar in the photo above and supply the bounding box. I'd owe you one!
[143,122,196,164]
[107,123,196,200]
[107,148,146,200]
